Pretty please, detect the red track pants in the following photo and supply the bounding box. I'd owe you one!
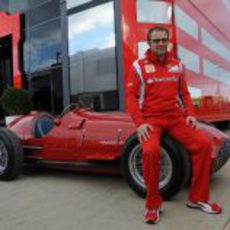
[142,114,212,210]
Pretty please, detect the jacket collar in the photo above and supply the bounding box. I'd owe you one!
[145,49,172,64]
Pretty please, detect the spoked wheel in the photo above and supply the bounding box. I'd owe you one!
[121,133,189,200]
[128,143,173,192]
[0,128,23,180]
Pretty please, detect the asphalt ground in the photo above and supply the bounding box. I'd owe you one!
[0,151,229,230]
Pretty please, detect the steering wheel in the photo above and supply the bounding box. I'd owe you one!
[59,104,79,118]
[59,101,92,118]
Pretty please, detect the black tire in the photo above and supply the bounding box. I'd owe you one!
[0,128,23,180]
[120,132,191,200]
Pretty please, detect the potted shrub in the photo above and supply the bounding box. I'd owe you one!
[0,87,33,125]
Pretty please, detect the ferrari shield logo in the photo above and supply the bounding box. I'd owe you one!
[145,64,155,73]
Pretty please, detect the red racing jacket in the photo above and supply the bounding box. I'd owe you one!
[127,49,195,128]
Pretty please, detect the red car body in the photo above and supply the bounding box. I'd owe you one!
[7,107,229,173]
[8,108,135,174]
[0,106,228,200]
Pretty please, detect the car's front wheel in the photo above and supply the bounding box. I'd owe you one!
[121,133,190,200]
[0,128,23,180]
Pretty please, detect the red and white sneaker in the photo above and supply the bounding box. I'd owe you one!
[144,207,161,224]
[186,201,222,214]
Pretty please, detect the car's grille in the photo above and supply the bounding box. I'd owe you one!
[212,139,230,173]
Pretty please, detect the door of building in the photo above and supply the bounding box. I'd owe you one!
[0,35,13,95]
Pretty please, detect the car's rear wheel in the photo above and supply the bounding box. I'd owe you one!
[0,128,23,180]
[121,133,190,200]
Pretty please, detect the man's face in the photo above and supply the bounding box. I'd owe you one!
[148,30,169,57]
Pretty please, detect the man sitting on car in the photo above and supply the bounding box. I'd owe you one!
[127,26,222,224]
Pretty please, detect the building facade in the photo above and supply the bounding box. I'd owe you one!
[0,0,230,124]
[0,0,120,115]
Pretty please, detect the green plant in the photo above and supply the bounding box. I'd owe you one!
[0,87,33,115]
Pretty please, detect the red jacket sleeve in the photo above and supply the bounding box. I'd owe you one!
[179,65,195,116]
[126,64,145,127]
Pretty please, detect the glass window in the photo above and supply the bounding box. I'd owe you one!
[7,0,51,13]
[8,0,28,13]
[223,0,230,10]
[178,46,200,74]
[23,30,30,73]
[30,66,63,115]
[203,59,230,85]
[29,18,62,72]
[174,5,198,40]
[137,0,172,24]
[201,28,230,62]
[28,0,49,8]
[68,2,118,110]
[138,42,148,58]
[188,87,202,99]
[67,0,92,9]
[28,0,60,27]
[0,0,9,12]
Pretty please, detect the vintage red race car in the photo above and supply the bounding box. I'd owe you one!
[0,104,230,200]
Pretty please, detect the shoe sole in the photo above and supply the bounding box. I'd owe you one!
[146,218,160,224]
[186,203,222,214]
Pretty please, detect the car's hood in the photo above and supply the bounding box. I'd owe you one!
[77,110,133,123]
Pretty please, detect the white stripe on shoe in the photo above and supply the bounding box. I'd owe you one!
[186,201,221,214]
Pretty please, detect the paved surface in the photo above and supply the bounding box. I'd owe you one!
[0,154,230,230]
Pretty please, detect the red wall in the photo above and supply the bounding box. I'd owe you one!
[175,0,230,121]
[0,12,22,88]
[120,0,230,122]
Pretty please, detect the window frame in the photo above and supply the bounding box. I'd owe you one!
[67,0,112,16]
[66,0,119,111]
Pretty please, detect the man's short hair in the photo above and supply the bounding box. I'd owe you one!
[147,26,169,42]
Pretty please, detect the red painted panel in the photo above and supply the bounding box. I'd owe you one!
[175,0,230,121]
[120,0,230,122]
[189,0,230,41]
[0,12,22,88]
[120,0,175,113]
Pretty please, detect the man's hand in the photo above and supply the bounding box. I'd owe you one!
[186,116,197,129]
[137,123,154,142]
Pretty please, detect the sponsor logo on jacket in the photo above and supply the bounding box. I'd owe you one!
[146,76,178,84]
[145,64,155,73]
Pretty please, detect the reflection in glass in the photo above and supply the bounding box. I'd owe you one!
[29,19,62,72]
[223,0,230,10]
[203,59,230,85]
[178,46,200,74]
[201,28,230,62]
[28,0,49,8]
[137,0,172,24]
[9,0,28,13]
[68,2,118,110]
[174,5,198,40]
[28,0,60,27]
[30,66,63,115]
[0,0,8,12]
[67,0,92,9]
[23,31,30,73]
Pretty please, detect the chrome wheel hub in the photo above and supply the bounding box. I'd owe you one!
[128,144,173,190]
